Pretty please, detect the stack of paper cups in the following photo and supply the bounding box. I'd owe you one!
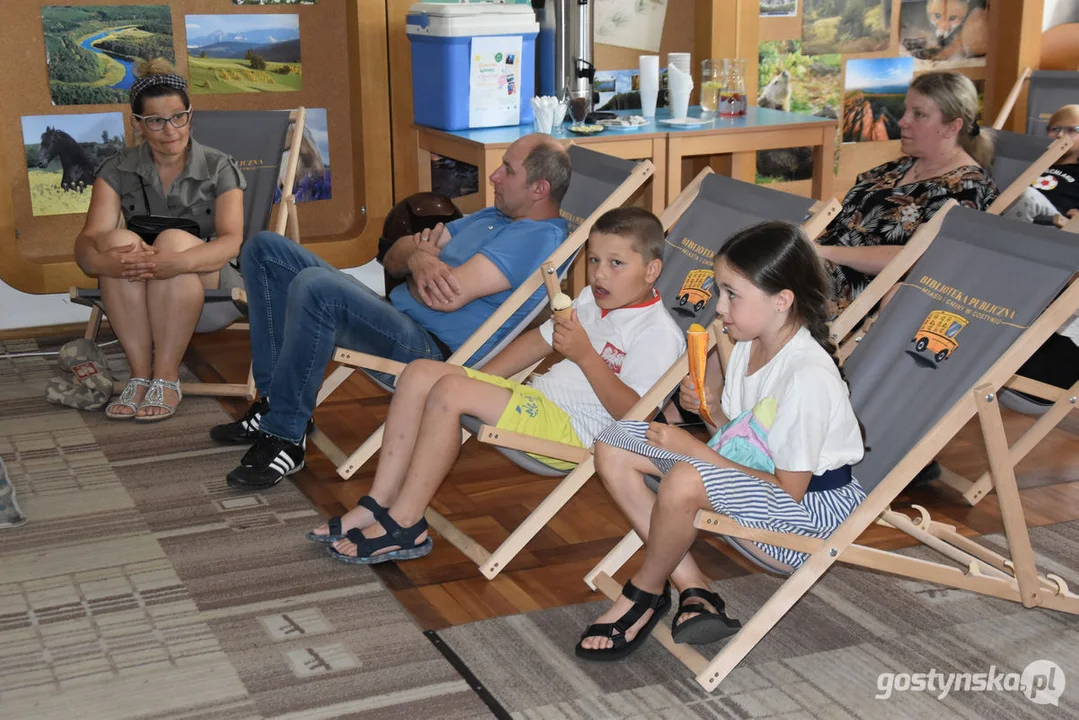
[639,55,659,118]
[667,52,691,75]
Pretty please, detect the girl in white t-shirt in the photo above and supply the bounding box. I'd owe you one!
[578,220,866,661]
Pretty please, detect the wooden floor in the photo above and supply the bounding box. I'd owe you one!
[187,329,1079,631]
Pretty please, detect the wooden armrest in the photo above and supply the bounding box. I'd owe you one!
[231,287,247,304]
[694,510,823,553]
[1004,375,1069,403]
[332,348,406,376]
[475,423,591,464]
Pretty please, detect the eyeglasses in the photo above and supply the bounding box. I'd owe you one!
[1048,125,1079,136]
[133,109,192,132]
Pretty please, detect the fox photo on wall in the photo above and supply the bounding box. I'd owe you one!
[899,0,988,69]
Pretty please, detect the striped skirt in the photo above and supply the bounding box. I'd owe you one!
[596,421,868,569]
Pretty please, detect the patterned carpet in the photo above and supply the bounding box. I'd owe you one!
[440,523,1079,719]
[441,533,1079,719]
[0,339,490,719]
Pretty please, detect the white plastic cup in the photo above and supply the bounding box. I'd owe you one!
[670,90,690,120]
[639,55,660,84]
[667,52,691,74]
[640,85,659,118]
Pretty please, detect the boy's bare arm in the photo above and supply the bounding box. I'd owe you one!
[478,329,552,378]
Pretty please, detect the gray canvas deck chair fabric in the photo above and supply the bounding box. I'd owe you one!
[586,202,1079,692]
[986,129,1073,216]
[312,145,655,471]
[1026,70,1079,135]
[426,171,841,580]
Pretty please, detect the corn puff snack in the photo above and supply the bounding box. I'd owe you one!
[687,323,716,426]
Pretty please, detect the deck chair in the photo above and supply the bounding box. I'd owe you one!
[992,68,1079,134]
[70,108,306,399]
[309,145,656,469]
[585,202,1079,692]
[422,170,841,580]
[985,130,1074,215]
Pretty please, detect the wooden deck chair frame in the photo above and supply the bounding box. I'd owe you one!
[420,169,841,580]
[991,67,1033,131]
[307,156,657,470]
[584,201,1079,692]
[71,108,308,400]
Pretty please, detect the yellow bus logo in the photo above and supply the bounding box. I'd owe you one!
[677,269,715,312]
[913,310,967,362]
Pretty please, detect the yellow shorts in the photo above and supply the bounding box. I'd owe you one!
[463,368,585,471]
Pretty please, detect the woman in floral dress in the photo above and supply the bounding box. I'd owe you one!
[816,72,998,309]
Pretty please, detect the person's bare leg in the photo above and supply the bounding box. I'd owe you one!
[98,228,153,416]
[595,442,716,622]
[581,461,709,651]
[139,229,204,417]
[332,373,512,557]
[311,360,468,537]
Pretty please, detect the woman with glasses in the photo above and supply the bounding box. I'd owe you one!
[74,58,246,421]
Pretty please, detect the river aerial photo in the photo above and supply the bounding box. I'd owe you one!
[42,5,175,106]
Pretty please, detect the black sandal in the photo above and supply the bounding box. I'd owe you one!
[327,511,433,565]
[305,495,388,544]
[670,587,741,645]
[575,580,672,661]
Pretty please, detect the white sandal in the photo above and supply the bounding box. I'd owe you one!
[135,378,182,422]
[105,378,152,420]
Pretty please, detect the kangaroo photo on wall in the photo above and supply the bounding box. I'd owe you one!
[41,5,176,106]
[899,0,988,69]
[21,112,124,217]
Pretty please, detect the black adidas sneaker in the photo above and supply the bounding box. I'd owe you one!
[210,397,269,445]
[226,433,305,489]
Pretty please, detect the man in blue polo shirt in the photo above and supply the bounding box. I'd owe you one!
[214,133,571,488]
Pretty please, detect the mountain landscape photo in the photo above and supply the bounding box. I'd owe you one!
[842,57,913,143]
[185,14,302,94]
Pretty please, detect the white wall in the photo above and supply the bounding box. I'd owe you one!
[1044,0,1079,30]
[0,279,90,331]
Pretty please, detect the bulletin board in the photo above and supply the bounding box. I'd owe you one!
[0,0,393,294]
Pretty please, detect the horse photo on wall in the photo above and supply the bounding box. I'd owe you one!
[276,107,331,203]
[21,112,124,217]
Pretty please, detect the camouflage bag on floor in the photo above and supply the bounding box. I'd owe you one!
[44,338,114,411]
[0,455,27,528]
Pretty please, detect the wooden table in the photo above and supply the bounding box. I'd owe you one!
[414,105,838,212]
[663,105,838,204]
[415,122,668,215]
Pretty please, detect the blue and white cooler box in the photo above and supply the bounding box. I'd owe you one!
[406,3,538,131]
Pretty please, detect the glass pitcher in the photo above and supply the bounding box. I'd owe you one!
[700,60,722,115]
[719,58,747,117]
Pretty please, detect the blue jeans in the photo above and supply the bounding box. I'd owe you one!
[242,231,447,443]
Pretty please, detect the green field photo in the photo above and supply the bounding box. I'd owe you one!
[188,57,303,94]
[185,14,302,95]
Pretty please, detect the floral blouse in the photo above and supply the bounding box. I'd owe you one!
[818,157,998,306]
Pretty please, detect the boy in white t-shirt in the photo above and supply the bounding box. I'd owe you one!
[307,207,686,565]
